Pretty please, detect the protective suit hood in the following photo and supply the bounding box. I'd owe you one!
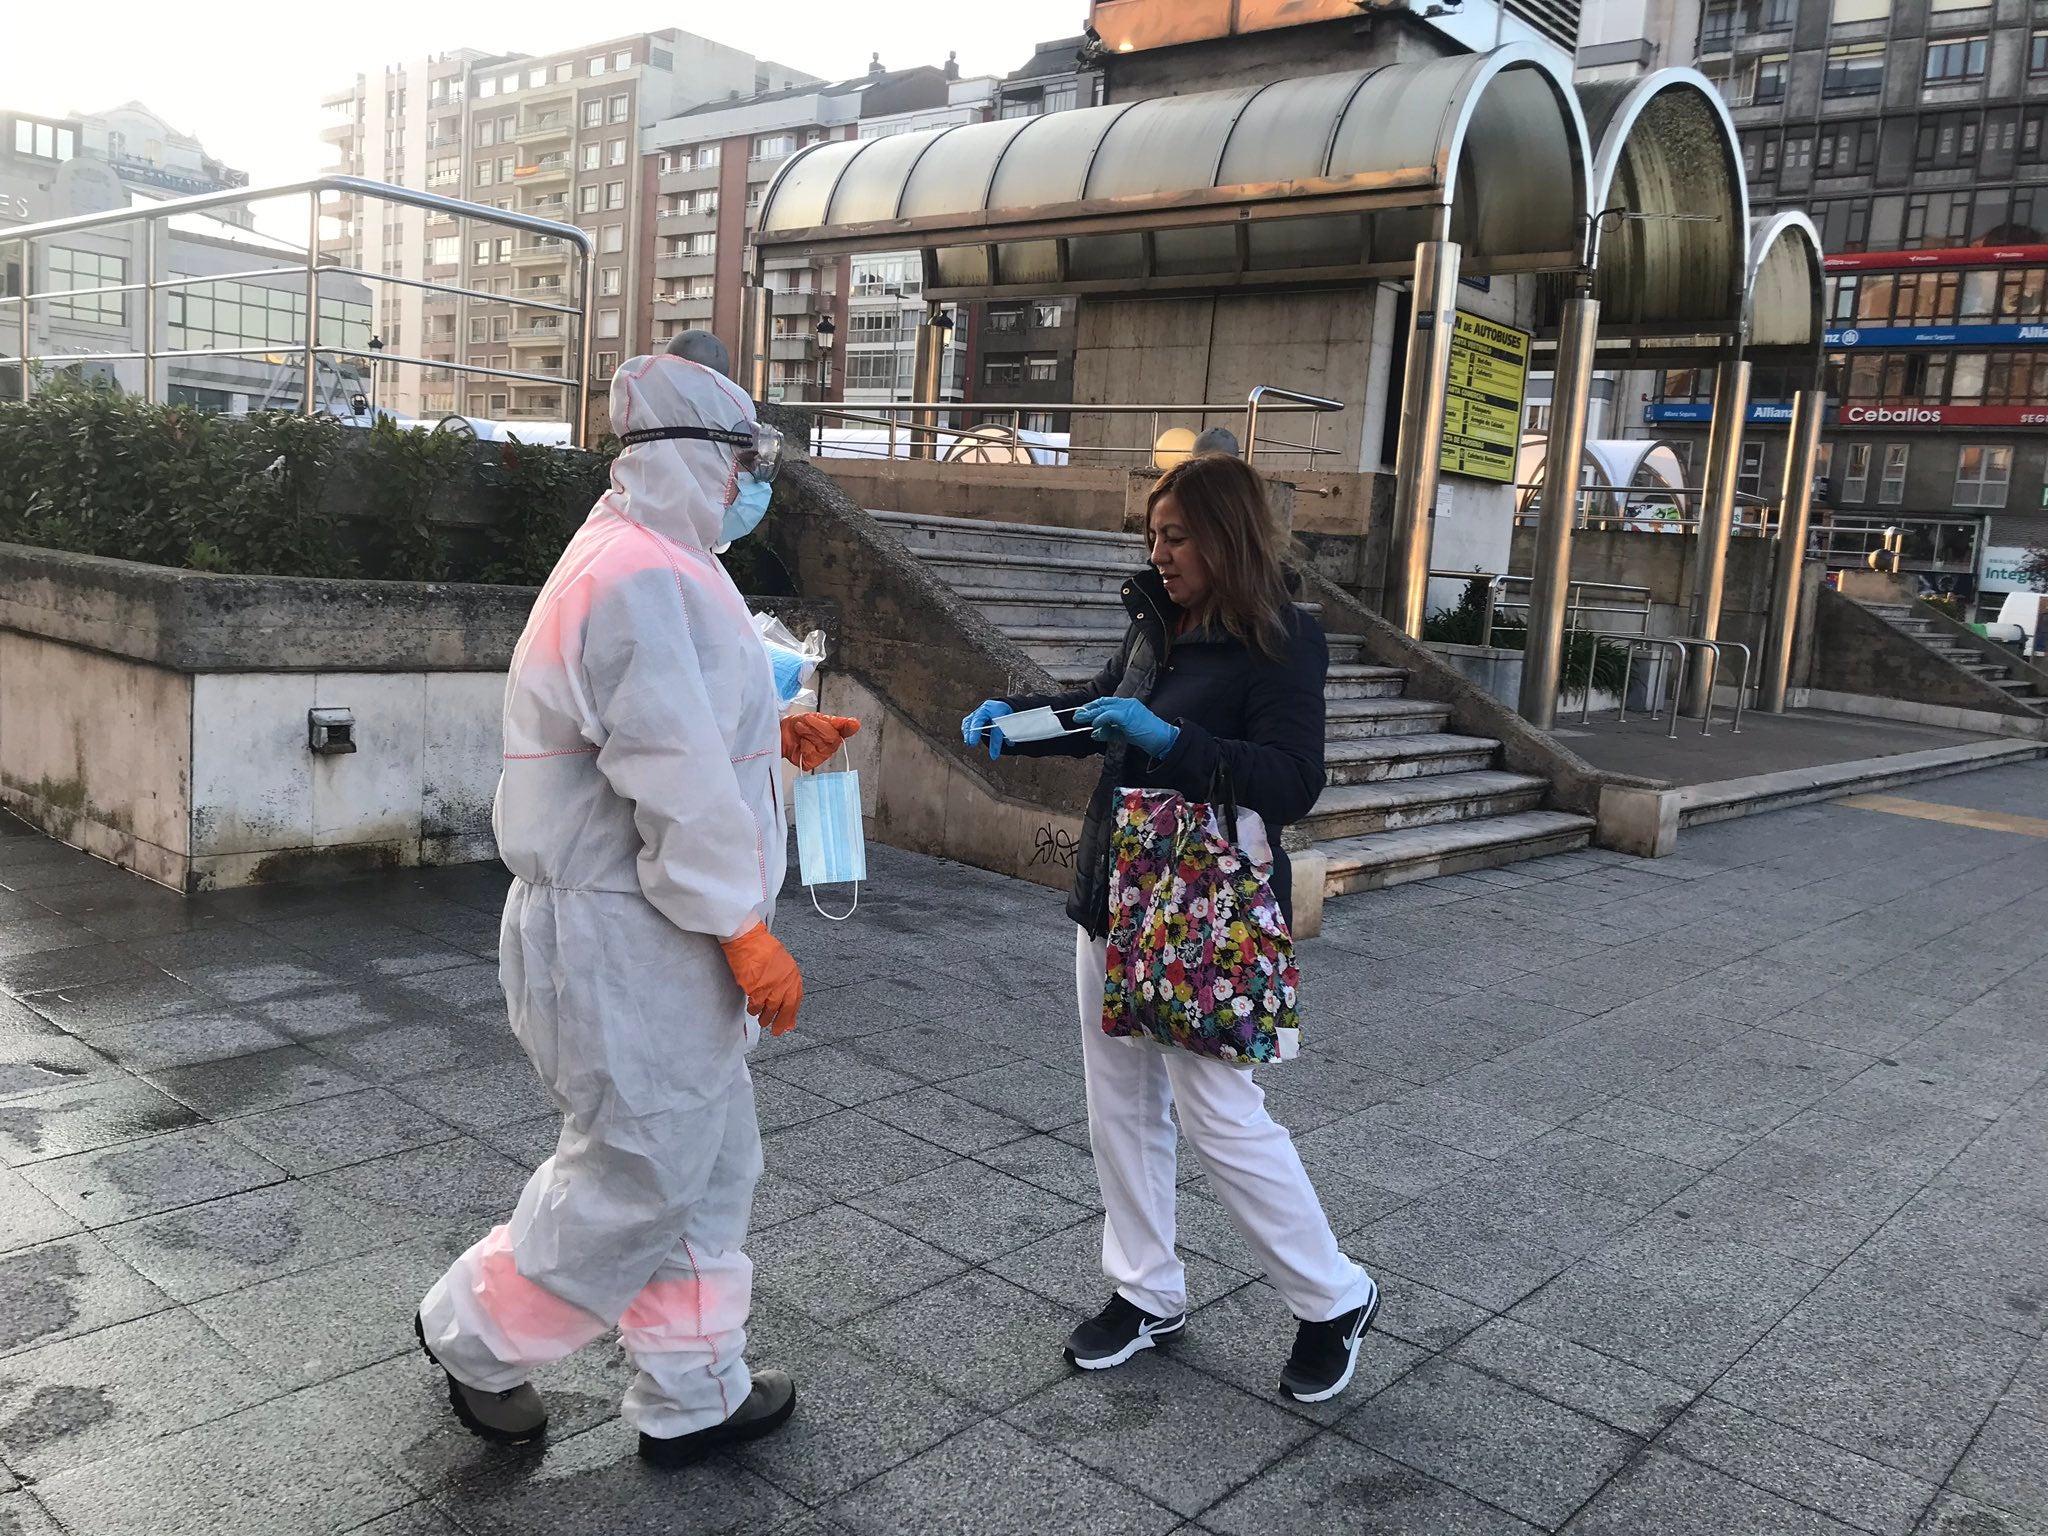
[608,353,758,553]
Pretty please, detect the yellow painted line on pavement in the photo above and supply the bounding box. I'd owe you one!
[1835,793,2048,839]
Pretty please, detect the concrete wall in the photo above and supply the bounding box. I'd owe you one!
[1810,586,2046,725]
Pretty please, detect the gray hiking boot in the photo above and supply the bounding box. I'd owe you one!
[638,1369,796,1466]
[414,1313,548,1446]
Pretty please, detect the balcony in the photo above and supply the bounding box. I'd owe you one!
[658,162,722,195]
[659,205,720,232]
[504,400,567,420]
[320,120,357,145]
[427,132,462,151]
[770,336,816,362]
[771,290,822,317]
[509,323,570,350]
[513,154,571,189]
[524,193,570,219]
[510,237,573,268]
[654,294,716,323]
[515,111,573,147]
[657,252,719,281]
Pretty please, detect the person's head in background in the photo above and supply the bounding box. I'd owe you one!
[1145,453,1290,658]
[1192,426,1241,460]
[665,329,732,378]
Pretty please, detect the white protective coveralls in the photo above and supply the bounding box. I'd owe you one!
[418,354,785,1438]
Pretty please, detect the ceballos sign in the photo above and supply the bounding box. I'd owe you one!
[1838,404,2048,427]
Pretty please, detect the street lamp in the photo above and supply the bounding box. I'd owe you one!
[815,315,836,399]
[366,334,384,421]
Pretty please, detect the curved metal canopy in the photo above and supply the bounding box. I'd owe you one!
[752,46,1590,298]
[1578,70,1749,336]
[1744,211,1826,364]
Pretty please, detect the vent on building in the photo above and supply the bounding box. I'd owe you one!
[1507,0,1582,54]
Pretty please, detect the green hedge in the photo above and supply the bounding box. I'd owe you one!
[0,381,735,589]
[1424,576,1634,702]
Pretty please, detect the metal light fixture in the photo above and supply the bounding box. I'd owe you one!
[815,315,836,351]
[931,310,954,338]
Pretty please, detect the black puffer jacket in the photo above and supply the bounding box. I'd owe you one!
[1001,566,1328,938]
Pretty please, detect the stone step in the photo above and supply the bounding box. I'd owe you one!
[1325,733,1500,785]
[918,551,1134,596]
[1301,770,1550,840]
[1326,665,1411,701]
[957,586,1324,630]
[1325,697,1454,739]
[1007,627,1369,670]
[1318,810,1596,895]
[871,508,1147,563]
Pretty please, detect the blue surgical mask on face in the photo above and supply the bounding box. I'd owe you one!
[720,472,773,546]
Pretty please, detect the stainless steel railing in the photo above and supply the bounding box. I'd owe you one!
[1429,570,1655,649]
[0,173,597,445]
[772,387,1344,469]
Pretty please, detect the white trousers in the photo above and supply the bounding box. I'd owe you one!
[1077,928,1373,1323]
[418,886,761,1440]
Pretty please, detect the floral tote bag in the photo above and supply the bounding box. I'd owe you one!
[1102,780,1301,1067]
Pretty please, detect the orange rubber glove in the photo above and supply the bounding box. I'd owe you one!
[720,921,803,1036]
[780,713,861,772]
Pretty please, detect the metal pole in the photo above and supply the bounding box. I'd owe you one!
[141,219,158,405]
[1760,388,1824,712]
[739,285,771,405]
[1387,232,1463,635]
[1519,287,1599,726]
[14,236,29,403]
[575,249,597,448]
[1682,358,1751,716]
[910,305,945,461]
[302,197,320,414]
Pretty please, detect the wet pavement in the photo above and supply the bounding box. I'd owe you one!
[0,762,2045,1536]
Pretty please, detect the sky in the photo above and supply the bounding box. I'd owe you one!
[0,0,1084,190]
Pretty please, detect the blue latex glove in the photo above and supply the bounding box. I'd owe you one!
[1074,697,1179,760]
[962,699,1013,760]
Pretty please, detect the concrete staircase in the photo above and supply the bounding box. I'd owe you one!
[1859,602,2047,714]
[873,509,1595,897]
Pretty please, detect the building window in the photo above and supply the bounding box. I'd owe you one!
[608,138,626,165]
[600,267,621,296]
[469,317,488,343]
[472,238,493,265]
[1842,443,1871,501]
[1817,122,1879,175]
[1737,442,1766,498]
[595,350,619,375]
[602,224,624,253]
[608,94,629,124]
[556,62,574,83]
[696,144,721,169]
[583,101,603,128]
[1916,110,1983,170]
[1904,191,1973,247]
[604,181,624,210]
[1924,35,1989,86]
[476,120,496,148]
[751,133,796,161]
[1879,444,1908,503]
[1026,356,1059,383]
[686,233,716,257]
[1955,445,2011,507]
[474,162,494,188]
[588,56,606,77]
[428,236,460,266]
[1749,52,1791,103]
[1812,195,1874,251]
[1033,302,1063,329]
[613,51,632,70]
[987,305,1024,333]
[1830,0,1887,20]
[2033,30,2048,74]
[983,359,1023,387]
[1825,41,1886,95]
[579,185,600,213]
[582,143,601,170]
[597,308,621,339]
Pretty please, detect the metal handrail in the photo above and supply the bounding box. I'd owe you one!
[776,392,1343,468]
[1580,632,1691,740]
[1428,569,1654,649]
[1246,385,1342,467]
[0,173,597,444]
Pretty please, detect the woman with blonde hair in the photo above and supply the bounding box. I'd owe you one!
[963,453,1379,1403]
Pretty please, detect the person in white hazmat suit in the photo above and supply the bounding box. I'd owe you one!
[414,353,853,1465]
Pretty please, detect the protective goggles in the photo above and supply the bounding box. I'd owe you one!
[617,422,784,481]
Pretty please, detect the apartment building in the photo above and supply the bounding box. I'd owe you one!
[320,34,813,432]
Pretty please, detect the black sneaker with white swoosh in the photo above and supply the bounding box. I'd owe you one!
[1063,1293,1186,1370]
[1279,1275,1381,1402]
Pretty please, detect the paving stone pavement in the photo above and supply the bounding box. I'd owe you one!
[0,762,2045,1535]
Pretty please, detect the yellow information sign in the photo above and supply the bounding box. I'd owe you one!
[1439,312,1530,484]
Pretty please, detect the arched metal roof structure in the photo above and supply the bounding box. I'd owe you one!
[752,46,1591,298]
[1577,70,1749,336]
[1744,211,1826,365]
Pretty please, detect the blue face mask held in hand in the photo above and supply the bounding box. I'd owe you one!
[720,472,773,546]
[795,753,865,921]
